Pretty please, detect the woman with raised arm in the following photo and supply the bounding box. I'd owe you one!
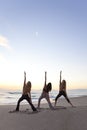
[55,71,73,107]
[15,71,37,112]
[37,71,54,109]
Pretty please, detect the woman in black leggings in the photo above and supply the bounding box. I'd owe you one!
[16,71,37,111]
[55,71,73,107]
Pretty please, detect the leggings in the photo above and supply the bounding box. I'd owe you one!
[55,91,70,103]
[16,94,37,111]
[38,91,54,109]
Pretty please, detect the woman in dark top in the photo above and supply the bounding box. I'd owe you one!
[55,71,73,107]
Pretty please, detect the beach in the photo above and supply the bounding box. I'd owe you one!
[0,96,87,130]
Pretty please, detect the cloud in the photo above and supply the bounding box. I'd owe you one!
[0,35,11,49]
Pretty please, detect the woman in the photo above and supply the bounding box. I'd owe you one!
[37,71,54,109]
[16,71,37,111]
[55,71,73,107]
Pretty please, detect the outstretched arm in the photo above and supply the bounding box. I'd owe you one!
[44,71,47,88]
[23,71,26,87]
[59,71,62,88]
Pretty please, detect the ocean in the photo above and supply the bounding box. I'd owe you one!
[0,89,87,105]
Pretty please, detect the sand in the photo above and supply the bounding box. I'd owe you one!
[0,96,87,130]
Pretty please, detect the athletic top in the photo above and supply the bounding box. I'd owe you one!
[43,83,52,93]
[43,87,49,93]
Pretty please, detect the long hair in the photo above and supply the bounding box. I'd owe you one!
[27,81,31,88]
[47,82,52,92]
[61,80,66,88]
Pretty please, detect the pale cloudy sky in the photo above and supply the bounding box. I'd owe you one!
[0,0,87,90]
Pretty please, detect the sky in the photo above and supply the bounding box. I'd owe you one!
[0,0,87,90]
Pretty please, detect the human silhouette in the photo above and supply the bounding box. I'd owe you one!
[55,71,73,107]
[37,71,54,109]
[15,71,37,111]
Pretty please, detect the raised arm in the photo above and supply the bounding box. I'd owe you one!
[23,71,26,87]
[59,71,62,88]
[44,71,47,88]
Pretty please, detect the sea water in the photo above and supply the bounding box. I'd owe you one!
[0,89,87,105]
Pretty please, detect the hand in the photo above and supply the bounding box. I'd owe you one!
[45,71,47,80]
[45,71,47,75]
